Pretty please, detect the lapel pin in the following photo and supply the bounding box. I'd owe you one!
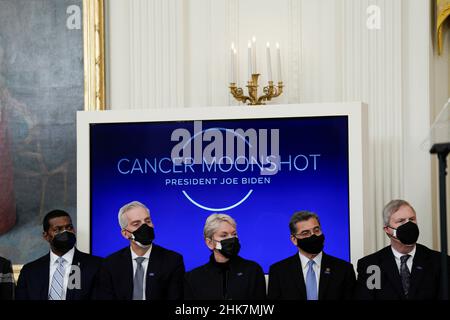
[324,268,331,274]
[237,272,243,276]
[149,273,155,276]
[416,266,423,270]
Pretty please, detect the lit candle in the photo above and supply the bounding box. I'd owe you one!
[248,41,252,80]
[230,43,235,83]
[266,42,272,82]
[276,42,282,81]
[252,36,257,74]
[233,48,237,83]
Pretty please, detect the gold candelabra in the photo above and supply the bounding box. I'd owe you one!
[229,74,283,106]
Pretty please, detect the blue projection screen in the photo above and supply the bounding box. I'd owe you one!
[89,116,350,273]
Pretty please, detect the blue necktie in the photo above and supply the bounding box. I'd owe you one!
[306,259,318,300]
[49,257,65,300]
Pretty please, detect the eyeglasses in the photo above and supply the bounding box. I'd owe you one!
[295,226,321,238]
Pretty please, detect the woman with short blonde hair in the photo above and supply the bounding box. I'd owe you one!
[184,213,266,300]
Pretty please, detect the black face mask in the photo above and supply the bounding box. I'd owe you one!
[52,230,76,254]
[388,221,419,245]
[216,237,241,258]
[127,224,155,247]
[296,234,325,254]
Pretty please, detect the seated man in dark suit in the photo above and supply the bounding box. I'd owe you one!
[268,211,356,300]
[355,199,449,300]
[96,201,185,300]
[16,210,103,300]
[0,256,14,300]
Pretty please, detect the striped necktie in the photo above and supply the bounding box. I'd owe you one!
[49,257,66,300]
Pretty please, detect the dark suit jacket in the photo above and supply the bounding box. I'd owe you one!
[15,249,103,300]
[268,252,356,300]
[0,256,14,300]
[355,244,449,300]
[184,255,266,300]
[96,244,185,300]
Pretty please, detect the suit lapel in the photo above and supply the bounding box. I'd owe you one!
[318,253,332,300]
[146,245,162,300]
[381,247,405,299]
[408,245,426,299]
[40,254,51,300]
[121,248,134,299]
[289,254,307,299]
[66,249,81,301]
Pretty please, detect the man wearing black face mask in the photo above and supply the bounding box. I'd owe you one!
[184,213,266,300]
[355,199,450,300]
[95,201,185,300]
[268,211,356,300]
[15,210,102,300]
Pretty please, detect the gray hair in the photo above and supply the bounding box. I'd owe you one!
[382,199,416,226]
[289,211,321,235]
[203,213,237,239]
[118,201,150,229]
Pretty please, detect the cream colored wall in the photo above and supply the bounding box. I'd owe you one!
[431,2,450,251]
[104,0,448,255]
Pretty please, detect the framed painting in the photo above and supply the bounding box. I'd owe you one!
[0,0,105,269]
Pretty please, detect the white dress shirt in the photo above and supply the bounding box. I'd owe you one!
[130,245,152,300]
[299,251,322,292]
[391,245,416,273]
[48,247,75,300]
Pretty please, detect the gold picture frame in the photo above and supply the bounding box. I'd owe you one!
[83,0,106,111]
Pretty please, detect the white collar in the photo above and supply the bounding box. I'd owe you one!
[49,246,75,265]
[298,250,323,270]
[391,245,416,260]
[130,244,152,260]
